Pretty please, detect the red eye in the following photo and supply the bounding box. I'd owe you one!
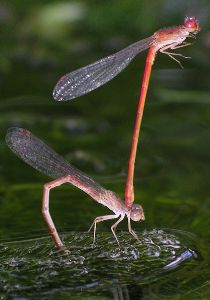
[184,16,199,30]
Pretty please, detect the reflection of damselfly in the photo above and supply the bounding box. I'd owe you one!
[53,17,200,209]
[6,127,145,249]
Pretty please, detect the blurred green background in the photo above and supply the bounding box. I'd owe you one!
[0,0,210,299]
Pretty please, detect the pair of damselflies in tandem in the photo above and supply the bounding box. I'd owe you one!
[6,17,200,249]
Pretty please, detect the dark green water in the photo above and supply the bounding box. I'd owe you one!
[0,1,210,299]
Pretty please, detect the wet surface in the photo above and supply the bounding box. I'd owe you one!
[0,229,202,299]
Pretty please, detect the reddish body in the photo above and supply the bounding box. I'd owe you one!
[125,17,200,207]
[7,17,200,249]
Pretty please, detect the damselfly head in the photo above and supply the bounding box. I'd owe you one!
[184,16,200,33]
[130,204,145,222]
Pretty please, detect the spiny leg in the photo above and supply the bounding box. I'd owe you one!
[128,218,161,249]
[88,214,119,245]
[160,41,192,68]
[88,214,118,233]
[160,51,184,68]
[111,215,125,245]
[171,42,192,49]
[189,33,197,39]
[127,217,139,241]
[160,50,191,59]
[160,41,192,53]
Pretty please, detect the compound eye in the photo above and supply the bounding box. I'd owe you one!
[184,16,199,31]
[130,204,145,222]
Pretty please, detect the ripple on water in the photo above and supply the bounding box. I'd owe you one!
[0,229,199,298]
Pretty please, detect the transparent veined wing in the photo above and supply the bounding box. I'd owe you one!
[6,127,104,194]
[53,36,154,101]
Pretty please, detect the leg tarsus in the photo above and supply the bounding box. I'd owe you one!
[111,215,125,246]
[87,219,95,233]
[88,214,120,245]
[129,229,139,241]
[127,217,140,242]
[161,51,191,59]
[171,42,192,49]
[163,52,184,69]
[159,42,192,68]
